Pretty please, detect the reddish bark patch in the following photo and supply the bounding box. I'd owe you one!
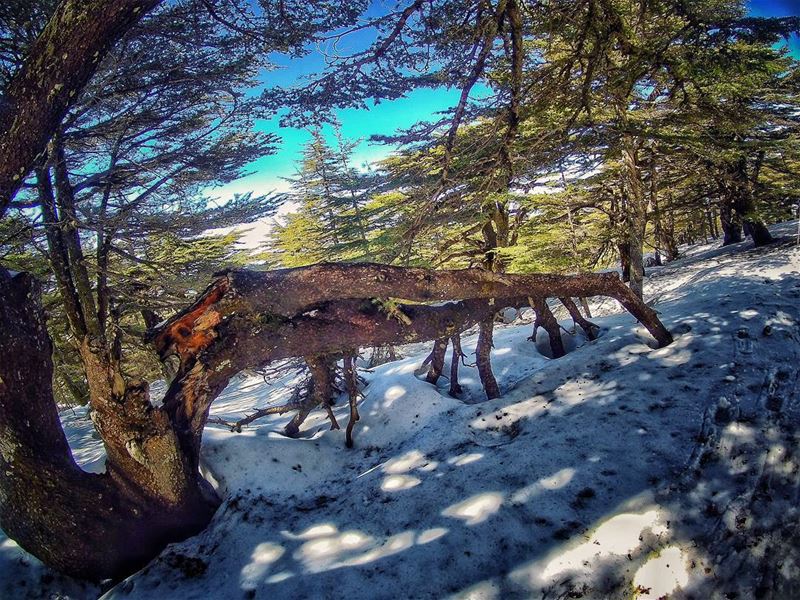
[154,280,229,362]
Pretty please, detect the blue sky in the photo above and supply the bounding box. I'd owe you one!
[213,0,800,200]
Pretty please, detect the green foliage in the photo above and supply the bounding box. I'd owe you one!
[269,126,375,265]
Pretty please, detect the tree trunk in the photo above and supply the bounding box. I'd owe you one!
[720,197,743,246]
[448,334,464,397]
[618,241,632,282]
[614,97,647,299]
[531,297,566,358]
[425,338,449,384]
[35,164,86,337]
[343,353,360,448]
[746,220,774,247]
[560,297,599,341]
[736,155,774,247]
[720,158,773,247]
[707,205,719,239]
[649,148,663,267]
[579,297,592,319]
[0,270,217,581]
[0,0,161,214]
[476,318,500,399]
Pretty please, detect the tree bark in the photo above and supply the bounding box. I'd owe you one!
[733,157,773,247]
[720,197,743,246]
[0,270,217,581]
[343,353,360,448]
[448,334,464,397]
[614,96,647,299]
[0,0,161,214]
[476,318,501,399]
[1,258,672,580]
[579,297,593,319]
[425,338,449,384]
[35,164,86,337]
[618,241,632,282]
[155,263,674,329]
[560,297,599,341]
[531,297,566,358]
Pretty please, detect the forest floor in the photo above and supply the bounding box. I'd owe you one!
[2,221,799,600]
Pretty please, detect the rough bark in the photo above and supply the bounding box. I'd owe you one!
[720,197,744,246]
[618,241,632,282]
[560,297,599,341]
[1,256,672,580]
[579,297,593,319]
[531,297,566,358]
[448,334,464,397]
[306,355,339,431]
[0,270,216,581]
[425,338,449,384]
[613,95,647,299]
[145,265,672,454]
[0,0,161,214]
[154,264,674,335]
[476,318,501,399]
[35,164,86,337]
[732,158,774,247]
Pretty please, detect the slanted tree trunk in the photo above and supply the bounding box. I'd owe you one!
[476,318,500,399]
[531,297,566,358]
[0,270,217,581]
[448,334,464,397]
[425,338,449,384]
[0,0,161,213]
[560,297,599,341]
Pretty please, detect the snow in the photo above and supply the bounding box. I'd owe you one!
[2,221,799,599]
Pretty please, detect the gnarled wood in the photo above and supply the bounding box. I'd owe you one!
[152,263,672,449]
[560,297,599,341]
[426,338,449,384]
[0,270,216,581]
[476,318,500,399]
[531,297,566,358]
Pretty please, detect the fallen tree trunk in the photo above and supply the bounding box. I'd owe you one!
[155,264,672,367]
[153,263,671,459]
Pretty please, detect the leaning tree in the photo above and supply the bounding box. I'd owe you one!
[1,0,672,581]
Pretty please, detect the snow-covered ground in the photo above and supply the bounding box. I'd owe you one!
[2,221,799,599]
